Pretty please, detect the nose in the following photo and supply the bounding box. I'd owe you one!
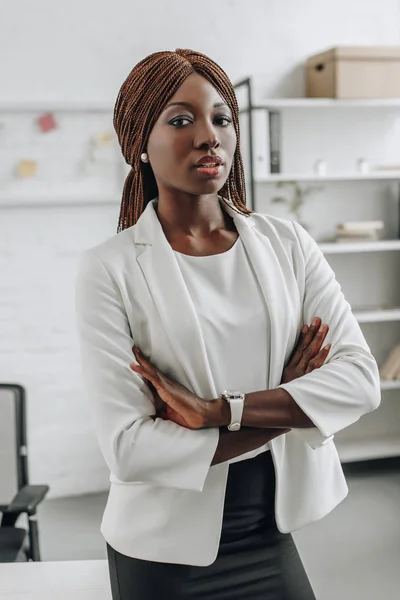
[194,121,221,150]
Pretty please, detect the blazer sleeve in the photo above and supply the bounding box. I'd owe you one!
[277,221,381,449]
[74,249,219,491]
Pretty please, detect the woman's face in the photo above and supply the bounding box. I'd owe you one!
[146,73,237,197]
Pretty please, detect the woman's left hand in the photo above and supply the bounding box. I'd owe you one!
[130,346,210,429]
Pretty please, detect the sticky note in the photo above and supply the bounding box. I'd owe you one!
[91,131,114,147]
[15,160,38,178]
[37,112,57,133]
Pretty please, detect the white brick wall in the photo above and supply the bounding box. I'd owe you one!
[1,0,400,498]
[0,205,119,497]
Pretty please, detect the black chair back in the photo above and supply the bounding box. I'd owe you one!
[0,384,28,509]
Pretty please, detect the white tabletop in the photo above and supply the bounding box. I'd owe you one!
[0,560,111,600]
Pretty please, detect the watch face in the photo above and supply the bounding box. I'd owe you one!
[224,390,243,398]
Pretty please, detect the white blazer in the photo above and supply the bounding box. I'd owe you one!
[75,198,380,566]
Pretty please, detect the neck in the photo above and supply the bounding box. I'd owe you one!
[155,192,233,238]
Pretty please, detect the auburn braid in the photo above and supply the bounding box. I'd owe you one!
[113,49,253,232]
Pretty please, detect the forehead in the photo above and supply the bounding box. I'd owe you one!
[165,73,228,109]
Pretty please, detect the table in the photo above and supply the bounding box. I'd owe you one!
[0,560,111,599]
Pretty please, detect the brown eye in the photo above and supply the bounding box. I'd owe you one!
[214,116,232,127]
[169,117,193,127]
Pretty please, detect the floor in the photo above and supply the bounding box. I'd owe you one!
[36,458,400,600]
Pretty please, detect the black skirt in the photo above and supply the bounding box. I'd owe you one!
[106,451,316,599]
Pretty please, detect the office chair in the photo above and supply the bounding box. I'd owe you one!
[0,384,49,561]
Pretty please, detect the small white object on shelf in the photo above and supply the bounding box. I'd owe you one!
[337,220,384,231]
[334,220,384,243]
[357,158,370,174]
[314,159,327,175]
[373,164,400,171]
[335,232,378,243]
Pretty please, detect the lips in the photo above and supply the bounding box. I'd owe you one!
[194,165,223,178]
[197,162,220,168]
[194,156,223,168]
[193,156,224,178]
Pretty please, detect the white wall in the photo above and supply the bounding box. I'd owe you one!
[1,0,400,498]
[2,0,400,103]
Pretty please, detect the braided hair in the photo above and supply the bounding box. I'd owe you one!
[113,48,252,232]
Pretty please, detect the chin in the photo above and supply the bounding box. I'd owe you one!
[187,178,227,196]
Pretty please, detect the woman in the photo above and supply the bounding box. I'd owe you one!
[75,49,381,599]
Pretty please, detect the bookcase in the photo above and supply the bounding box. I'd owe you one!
[235,78,400,462]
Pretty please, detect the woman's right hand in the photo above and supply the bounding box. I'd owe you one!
[280,317,331,384]
[223,318,331,445]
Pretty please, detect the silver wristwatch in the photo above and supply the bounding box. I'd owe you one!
[219,390,245,431]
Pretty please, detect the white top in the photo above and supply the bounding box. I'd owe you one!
[174,235,270,462]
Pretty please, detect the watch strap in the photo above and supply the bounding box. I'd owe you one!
[220,391,245,431]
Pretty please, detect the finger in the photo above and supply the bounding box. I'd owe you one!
[305,324,329,360]
[129,363,146,376]
[132,346,152,368]
[129,362,156,385]
[287,324,310,365]
[302,318,323,347]
[132,347,159,378]
[132,346,155,368]
[298,323,329,370]
[305,344,331,373]
[290,318,321,366]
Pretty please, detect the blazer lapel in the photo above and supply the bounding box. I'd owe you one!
[135,200,217,399]
[223,203,298,388]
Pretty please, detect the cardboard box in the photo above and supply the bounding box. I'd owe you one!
[306,46,400,98]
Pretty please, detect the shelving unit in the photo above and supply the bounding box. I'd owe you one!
[338,436,400,463]
[258,171,400,183]
[234,78,400,463]
[353,308,400,323]
[0,193,120,208]
[319,240,400,254]
[0,100,114,112]
[251,98,400,109]
[380,380,400,391]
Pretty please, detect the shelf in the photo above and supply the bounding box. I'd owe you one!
[0,101,114,112]
[380,380,400,391]
[0,193,120,208]
[319,240,400,254]
[257,171,400,183]
[337,436,400,463]
[353,308,400,323]
[256,98,400,109]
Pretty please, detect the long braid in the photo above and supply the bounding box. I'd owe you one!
[113,49,252,232]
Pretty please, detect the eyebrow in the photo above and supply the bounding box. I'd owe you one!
[164,101,229,110]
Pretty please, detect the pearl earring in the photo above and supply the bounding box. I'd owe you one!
[141,152,148,163]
